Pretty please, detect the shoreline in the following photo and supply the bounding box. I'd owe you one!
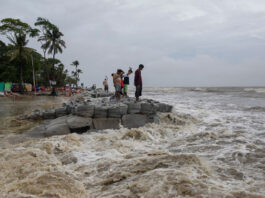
[0,94,71,135]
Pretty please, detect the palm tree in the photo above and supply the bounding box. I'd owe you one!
[72,60,79,68]
[38,26,65,95]
[35,17,57,59]
[71,60,82,87]
[7,33,35,88]
[39,28,66,69]
[0,18,39,92]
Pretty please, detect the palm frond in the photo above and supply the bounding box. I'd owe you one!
[8,49,19,61]
[6,35,16,45]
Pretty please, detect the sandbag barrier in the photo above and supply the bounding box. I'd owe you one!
[19,96,173,136]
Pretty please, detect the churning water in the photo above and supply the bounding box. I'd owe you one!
[0,87,265,197]
[0,96,67,134]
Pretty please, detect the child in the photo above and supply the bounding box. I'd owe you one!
[120,70,124,96]
[123,67,133,97]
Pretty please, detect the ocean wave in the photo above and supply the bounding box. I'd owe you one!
[1,111,265,197]
[0,135,88,198]
[191,87,208,92]
[190,87,234,93]
[244,106,265,112]
[244,88,265,93]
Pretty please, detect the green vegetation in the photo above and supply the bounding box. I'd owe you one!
[0,17,81,92]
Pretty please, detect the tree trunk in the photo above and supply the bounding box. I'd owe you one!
[76,66,78,88]
[19,49,24,93]
[52,51,55,69]
[50,51,56,96]
[43,50,50,87]
[43,49,46,60]
[20,64,24,93]
[31,54,36,95]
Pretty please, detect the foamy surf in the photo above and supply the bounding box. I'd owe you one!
[0,87,265,197]
[0,111,264,197]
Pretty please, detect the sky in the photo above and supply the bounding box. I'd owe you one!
[1,0,265,87]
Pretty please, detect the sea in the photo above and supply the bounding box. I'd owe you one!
[0,87,265,198]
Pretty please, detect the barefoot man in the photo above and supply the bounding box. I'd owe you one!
[113,69,123,101]
[134,64,144,102]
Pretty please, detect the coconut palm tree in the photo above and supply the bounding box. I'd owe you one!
[38,24,65,95]
[0,18,39,92]
[35,17,57,59]
[38,27,66,68]
[71,60,82,87]
[7,33,35,87]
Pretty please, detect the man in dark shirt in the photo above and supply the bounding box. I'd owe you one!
[134,64,144,102]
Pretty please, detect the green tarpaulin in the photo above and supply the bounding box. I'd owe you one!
[0,82,4,92]
[4,83,12,91]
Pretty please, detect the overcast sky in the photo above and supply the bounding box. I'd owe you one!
[1,0,265,87]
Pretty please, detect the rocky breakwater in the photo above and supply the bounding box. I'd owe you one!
[22,97,173,137]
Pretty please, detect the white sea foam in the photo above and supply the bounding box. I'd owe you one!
[244,87,265,93]
[1,87,265,197]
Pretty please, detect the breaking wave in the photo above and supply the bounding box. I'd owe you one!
[0,111,265,197]
[244,88,265,93]
[244,106,265,112]
[1,87,265,197]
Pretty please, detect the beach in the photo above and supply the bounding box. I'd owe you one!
[0,87,265,197]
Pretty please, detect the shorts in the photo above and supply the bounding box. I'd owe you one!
[123,84,128,94]
[115,84,121,92]
[135,85,142,98]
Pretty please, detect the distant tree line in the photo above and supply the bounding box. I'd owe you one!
[0,17,82,92]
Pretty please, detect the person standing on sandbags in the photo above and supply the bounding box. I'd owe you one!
[103,76,109,92]
[134,64,144,102]
[113,69,123,101]
[123,67,133,97]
